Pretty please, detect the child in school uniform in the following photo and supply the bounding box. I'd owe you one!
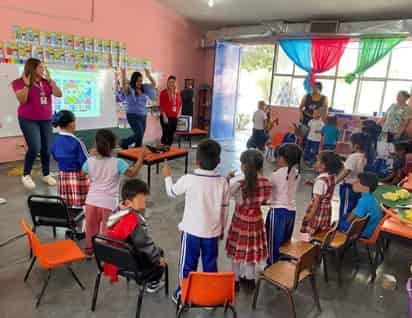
[247,101,268,151]
[266,143,302,265]
[304,108,324,166]
[301,151,343,236]
[335,132,368,232]
[105,179,167,293]
[162,139,230,301]
[282,123,298,144]
[82,129,146,257]
[321,116,340,151]
[51,110,89,207]
[380,143,407,185]
[347,172,382,239]
[226,150,272,290]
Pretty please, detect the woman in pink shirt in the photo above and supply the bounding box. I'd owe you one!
[12,58,62,190]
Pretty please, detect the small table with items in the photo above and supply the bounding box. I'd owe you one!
[118,147,189,188]
[176,128,208,148]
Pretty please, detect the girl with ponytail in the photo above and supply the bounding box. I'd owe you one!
[266,143,303,265]
[226,150,272,291]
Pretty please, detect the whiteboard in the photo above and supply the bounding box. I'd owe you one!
[0,64,118,137]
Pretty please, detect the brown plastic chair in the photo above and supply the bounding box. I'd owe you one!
[177,272,237,318]
[311,215,368,286]
[358,208,389,281]
[252,244,321,318]
[21,219,85,307]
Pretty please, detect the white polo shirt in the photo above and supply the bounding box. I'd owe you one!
[253,109,267,130]
[308,119,324,142]
[270,166,301,211]
[344,152,367,184]
[165,169,230,238]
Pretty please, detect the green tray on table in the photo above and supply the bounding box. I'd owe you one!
[374,185,412,208]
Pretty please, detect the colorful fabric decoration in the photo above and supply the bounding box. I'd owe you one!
[345,36,406,84]
[279,37,349,92]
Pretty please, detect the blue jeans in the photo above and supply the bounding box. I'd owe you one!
[121,113,147,149]
[247,129,267,150]
[18,117,52,176]
[304,140,320,164]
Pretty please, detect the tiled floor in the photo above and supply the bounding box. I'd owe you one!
[0,134,410,317]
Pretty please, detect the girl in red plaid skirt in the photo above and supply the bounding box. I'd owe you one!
[301,151,343,235]
[226,150,272,290]
[51,110,89,207]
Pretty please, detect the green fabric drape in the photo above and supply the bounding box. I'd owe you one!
[345,36,406,84]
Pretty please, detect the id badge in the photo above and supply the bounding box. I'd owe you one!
[40,96,48,105]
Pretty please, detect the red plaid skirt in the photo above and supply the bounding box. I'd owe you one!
[58,171,89,207]
[226,208,268,263]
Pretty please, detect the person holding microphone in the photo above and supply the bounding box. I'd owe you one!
[12,58,62,190]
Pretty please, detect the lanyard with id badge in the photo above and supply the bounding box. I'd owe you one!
[34,81,48,105]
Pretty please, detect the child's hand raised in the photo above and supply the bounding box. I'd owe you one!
[162,160,171,177]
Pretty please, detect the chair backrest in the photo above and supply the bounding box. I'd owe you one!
[182,272,235,307]
[321,222,338,249]
[293,244,320,288]
[92,235,140,274]
[346,215,369,243]
[20,219,42,257]
[27,195,73,228]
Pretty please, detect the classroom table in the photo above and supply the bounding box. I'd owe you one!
[176,128,208,148]
[381,217,412,246]
[118,147,189,188]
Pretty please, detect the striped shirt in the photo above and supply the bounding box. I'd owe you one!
[165,169,230,238]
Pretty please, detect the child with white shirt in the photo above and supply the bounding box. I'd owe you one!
[162,139,230,302]
[303,109,324,166]
[266,143,302,265]
[301,151,343,235]
[247,101,268,151]
[335,133,368,231]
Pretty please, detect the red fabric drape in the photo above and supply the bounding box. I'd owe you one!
[310,37,350,87]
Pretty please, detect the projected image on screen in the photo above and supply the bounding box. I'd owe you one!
[50,69,100,118]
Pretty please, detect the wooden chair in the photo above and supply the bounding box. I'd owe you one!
[91,235,169,318]
[177,272,237,318]
[311,216,368,286]
[21,219,85,307]
[252,244,321,318]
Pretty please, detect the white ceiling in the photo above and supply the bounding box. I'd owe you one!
[157,0,412,29]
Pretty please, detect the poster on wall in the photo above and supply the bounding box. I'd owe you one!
[210,41,242,140]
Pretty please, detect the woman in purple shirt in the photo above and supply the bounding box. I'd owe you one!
[12,58,62,190]
[120,68,156,149]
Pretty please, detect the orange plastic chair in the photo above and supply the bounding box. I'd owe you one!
[21,219,85,307]
[177,272,237,318]
[357,208,390,281]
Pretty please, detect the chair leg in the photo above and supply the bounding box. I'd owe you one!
[91,272,101,311]
[310,274,322,312]
[226,303,237,318]
[67,266,85,290]
[164,264,169,296]
[353,242,361,264]
[322,254,329,283]
[52,226,56,238]
[334,250,342,287]
[252,278,262,309]
[371,244,380,282]
[36,269,52,307]
[176,304,186,318]
[136,284,145,318]
[284,288,297,318]
[24,257,37,282]
[366,246,373,265]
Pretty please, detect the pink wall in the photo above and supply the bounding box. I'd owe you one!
[0,0,207,163]
[269,105,300,134]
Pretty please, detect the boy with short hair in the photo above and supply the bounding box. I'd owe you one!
[247,100,268,150]
[162,139,230,301]
[104,179,166,293]
[321,115,340,151]
[347,172,382,239]
[304,108,324,166]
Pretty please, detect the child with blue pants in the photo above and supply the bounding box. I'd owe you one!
[304,110,324,166]
[266,143,302,265]
[163,139,230,301]
[335,133,367,232]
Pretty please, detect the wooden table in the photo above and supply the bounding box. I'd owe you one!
[176,128,208,148]
[118,147,189,188]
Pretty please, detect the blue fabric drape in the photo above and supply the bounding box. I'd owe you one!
[279,39,312,92]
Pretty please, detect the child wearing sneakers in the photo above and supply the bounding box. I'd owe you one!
[162,139,230,302]
[105,179,166,293]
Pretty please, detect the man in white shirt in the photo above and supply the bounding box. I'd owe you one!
[247,101,268,150]
[162,139,230,302]
[303,108,324,166]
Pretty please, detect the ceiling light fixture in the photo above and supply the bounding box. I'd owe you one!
[208,0,214,8]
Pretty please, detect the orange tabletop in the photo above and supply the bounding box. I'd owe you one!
[118,146,188,163]
[381,218,412,240]
[176,128,208,136]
